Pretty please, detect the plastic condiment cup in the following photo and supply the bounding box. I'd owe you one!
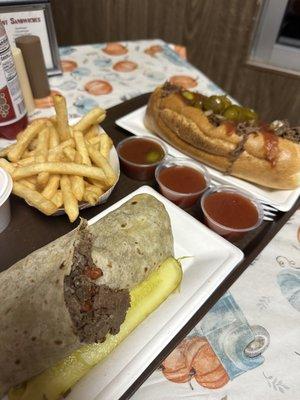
[0,167,13,233]
[201,185,264,240]
[117,136,168,181]
[155,157,211,208]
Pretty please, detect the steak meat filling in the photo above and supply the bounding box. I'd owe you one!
[64,230,130,343]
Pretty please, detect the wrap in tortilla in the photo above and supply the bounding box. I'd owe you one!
[0,193,174,396]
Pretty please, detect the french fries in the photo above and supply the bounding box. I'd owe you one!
[85,125,99,140]
[87,145,116,186]
[49,124,60,148]
[35,127,50,188]
[0,158,15,174]
[16,156,35,166]
[87,135,101,149]
[85,183,103,197]
[99,132,113,159]
[0,94,118,222]
[53,94,71,141]
[69,152,85,202]
[63,147,76,162]
[51,190,63,208]
[13,182,57,216]
[18,178,36,190]
[48,139,75,160]
[70,175,85,201]
[73,130,91,166]
[83,181,104,206]
[42,175,60,199]
[60,175,79,223]
[12,162,108,182]
[7,121,45,162]
[73,107,106,132]
[0,143,15,158]
[22,149,36,158]
[83,189,99,206]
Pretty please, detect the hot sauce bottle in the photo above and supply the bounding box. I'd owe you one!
[0,21,28,139]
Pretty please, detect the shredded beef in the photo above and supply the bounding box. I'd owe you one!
[207,113,225,127]
[64,230,130,343]
[227,121,259,173]
[235,121,259,136]
[234,119,300,144]
[230,134,249,161]
[270,120,300,143]
[161,81,181,97]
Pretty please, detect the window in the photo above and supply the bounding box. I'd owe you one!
[249,0,300,76]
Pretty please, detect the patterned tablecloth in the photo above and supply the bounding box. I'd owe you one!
[2,39,300,399]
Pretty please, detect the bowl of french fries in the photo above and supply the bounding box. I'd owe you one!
[0,95,120,222]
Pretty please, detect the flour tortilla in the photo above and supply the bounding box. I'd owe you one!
[0,193,174,396]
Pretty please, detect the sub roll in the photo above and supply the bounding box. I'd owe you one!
[0,194,174,396]
[144,83,300,189]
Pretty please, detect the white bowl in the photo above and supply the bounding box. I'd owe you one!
[0,167,13,233]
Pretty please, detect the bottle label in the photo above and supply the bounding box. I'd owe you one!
[0,30,26,127]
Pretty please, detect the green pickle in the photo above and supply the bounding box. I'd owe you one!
[181,90,194,101]
[202,97,211,111]
[203,95,230,113]
[223,105,258,122]
[241,107,258,121]
[223,105,242,121]
[180,90,258,123]
[193,100,203,109]
[220,95,231,109]
[146,150,163,163]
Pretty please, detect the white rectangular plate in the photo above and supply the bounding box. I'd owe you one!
[116,106,300,211]
[58,185,243,400]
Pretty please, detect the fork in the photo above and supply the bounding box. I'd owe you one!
[261,203,279,222]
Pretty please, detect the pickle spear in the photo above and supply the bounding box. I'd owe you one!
[9,257,182,400]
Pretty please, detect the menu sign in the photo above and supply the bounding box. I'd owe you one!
[0,9,53,69]
[0,2,61,76]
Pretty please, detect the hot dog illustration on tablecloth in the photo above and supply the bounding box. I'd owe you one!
[162,337,229,389]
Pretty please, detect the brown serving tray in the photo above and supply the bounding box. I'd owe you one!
[0,93,299,399]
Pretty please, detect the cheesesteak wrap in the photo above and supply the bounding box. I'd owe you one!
[0,193,174,396]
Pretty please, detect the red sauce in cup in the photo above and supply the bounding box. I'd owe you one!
[204,192,258,229]
[202,189,262,240]
[117,137,165,180]
[156,164,209,208]
[159,166,206,193]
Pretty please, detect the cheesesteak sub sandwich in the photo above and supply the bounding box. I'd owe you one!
[144,82,300,189]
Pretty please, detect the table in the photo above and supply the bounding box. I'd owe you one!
[1,39,299,400]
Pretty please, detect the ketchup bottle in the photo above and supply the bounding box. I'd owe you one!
[0,21,28,139]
